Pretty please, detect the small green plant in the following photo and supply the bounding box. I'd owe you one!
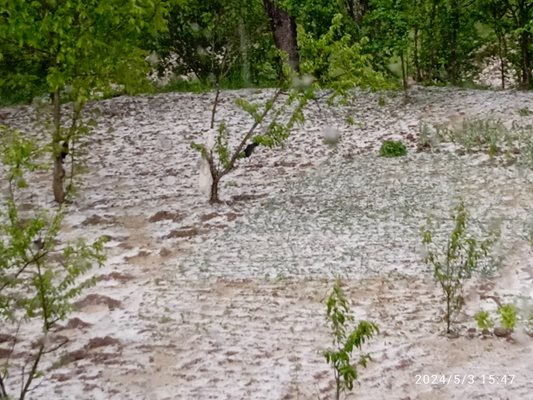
[377,96,386,106]
[474,310,494,330]
[421,200,498,334]
[379,140,407,157]
[518,107,532,117]
[498,304,518,330]
[346,116,355,126]
[323,279,379,400]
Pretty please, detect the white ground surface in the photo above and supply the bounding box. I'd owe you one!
[1,87,533,400]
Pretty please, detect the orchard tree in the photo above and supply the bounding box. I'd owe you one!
[192,14,391,204]
[0,0,168,203]
[0,126,106,399]
[192,82,313,204]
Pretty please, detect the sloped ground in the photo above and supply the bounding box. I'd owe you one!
[1,87,533,400]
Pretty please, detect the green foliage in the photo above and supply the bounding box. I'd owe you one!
[156,0,277,87]
[474,310,494,330]
[298,14,392,94]
[421,200,499,334]
[0,126,106,398]
[323,279,379,400]
[498,304,518,330]
[379,140,407,157]
[0,0,167,103]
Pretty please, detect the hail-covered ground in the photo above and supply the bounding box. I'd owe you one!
[1,86,533,400]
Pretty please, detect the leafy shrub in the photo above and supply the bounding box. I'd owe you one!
[379,140,407,157]
[474,310,494,330]
[498,304,518,330]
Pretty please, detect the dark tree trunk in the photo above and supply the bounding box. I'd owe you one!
[427,0,438,82]
[447,0,460,85]
[400,51,408,91]
[346,0,369,26]
[52,90,65,204]
[209,175,221,204]
[513,0,533,89]
[263,0,299,73]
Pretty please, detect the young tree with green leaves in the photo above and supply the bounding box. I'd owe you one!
[192,80,312,203]
[0,126,106,399]
[0,0,168,203]
[323,279,379,400]
[421,200,498,334]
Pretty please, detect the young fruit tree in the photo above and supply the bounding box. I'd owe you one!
[421,200,499,334]
[323,279,379,400]
[0,127,106,399]
[0,0,167,204]
[192,79,313,203]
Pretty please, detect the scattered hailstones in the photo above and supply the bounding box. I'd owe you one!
[198,129,216,198]
[322,126,341,148]
[292,74,315,89]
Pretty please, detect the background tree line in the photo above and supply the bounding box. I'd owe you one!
[151,0,532,91]
[1,0,532,108]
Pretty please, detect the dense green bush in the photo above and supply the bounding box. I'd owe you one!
[379,139,407,157]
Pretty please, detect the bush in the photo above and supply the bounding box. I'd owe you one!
[379,140,407,157]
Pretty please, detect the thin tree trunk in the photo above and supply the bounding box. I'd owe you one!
[52,90,65,204]
[497,34,505,89]
[414,27,421,81]
[239,13,250,85]
[209,175,221,204]
[427,0,438,81]
[400,51,408,91]
[263,0,299,73]
[519,30,531,89]
[210,86,220,129]
[448,0,460,85]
